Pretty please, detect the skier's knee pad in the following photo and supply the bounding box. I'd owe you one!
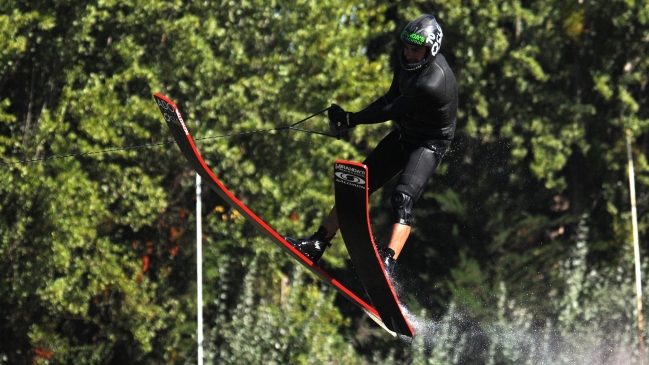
[391,191,414,226]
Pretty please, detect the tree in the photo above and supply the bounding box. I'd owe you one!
[0,0,395,363]
[2,0,649,363]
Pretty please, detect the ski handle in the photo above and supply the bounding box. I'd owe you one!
[278,106,346,140]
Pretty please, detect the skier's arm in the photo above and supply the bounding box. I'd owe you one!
[355,69,401,114]
[351,91,423,125]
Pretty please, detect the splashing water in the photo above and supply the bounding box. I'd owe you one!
[388,273,643,365]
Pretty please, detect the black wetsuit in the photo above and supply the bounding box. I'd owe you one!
[350,53,458,220]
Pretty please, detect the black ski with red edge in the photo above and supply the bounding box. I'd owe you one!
[334,161,414,337]
[153,94,399,336]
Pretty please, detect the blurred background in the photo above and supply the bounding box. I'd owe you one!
[1,0,648,363]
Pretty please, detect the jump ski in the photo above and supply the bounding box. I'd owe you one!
[334,161,415,337]
[153,93,400,337]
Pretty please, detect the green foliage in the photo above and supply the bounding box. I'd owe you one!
[2,0,649,363]
[207,259,361,365]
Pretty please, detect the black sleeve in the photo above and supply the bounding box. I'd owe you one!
[357,96,388,115]
[351,69,406,125]
[352,89,427,126]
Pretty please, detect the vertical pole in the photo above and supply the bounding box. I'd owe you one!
[196,172,203,365]
[627,129,645,360]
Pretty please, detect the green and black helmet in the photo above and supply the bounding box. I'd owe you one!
[400,14,443,70]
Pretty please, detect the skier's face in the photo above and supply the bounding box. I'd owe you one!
[403,44,427,63]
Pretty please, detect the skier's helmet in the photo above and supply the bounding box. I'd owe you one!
[400,14,443,71]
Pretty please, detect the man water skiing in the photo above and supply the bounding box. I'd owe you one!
[286,14,458,275]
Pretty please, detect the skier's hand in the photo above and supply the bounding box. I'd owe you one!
[328,104,355,138]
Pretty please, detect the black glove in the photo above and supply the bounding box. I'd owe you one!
[328,104,355,138]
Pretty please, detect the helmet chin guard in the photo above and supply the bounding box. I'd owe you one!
[399,14,443,71]
[400,53,430,71]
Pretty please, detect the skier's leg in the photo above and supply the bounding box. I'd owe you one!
[387,141,447,259]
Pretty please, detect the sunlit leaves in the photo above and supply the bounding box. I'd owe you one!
[2,0,649,363]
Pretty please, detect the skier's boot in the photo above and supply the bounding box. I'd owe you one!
[284,226,332,265]
[377,246,397,278]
